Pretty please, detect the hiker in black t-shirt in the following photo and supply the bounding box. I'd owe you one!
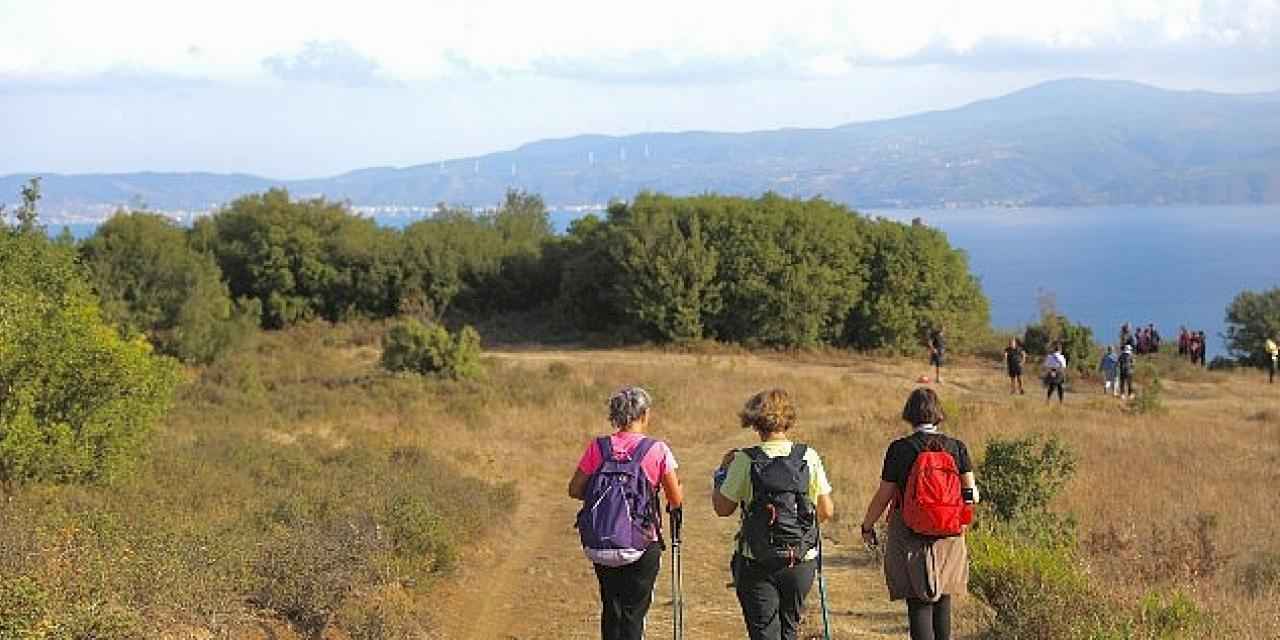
[1003,338,1026,395]
[928,328,946,384]
[860,388,977,640]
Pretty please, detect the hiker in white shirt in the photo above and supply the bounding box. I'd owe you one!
[1042,342,1067,404]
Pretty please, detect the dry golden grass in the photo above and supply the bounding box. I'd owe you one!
[5,322,1277,638]
[427,347,1280,639]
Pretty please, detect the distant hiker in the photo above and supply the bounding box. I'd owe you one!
[1194,331,1208,367]
[1266,336,1278,384]
[1003,338,1026,395]
[927,328,946,384]
[1042,342,1068,404]
[1117,345,1136,399]
[569,386,684,640]
[1178,327,1189,356]
[1149,324,1161,353]
[1099,346,1119,396]
[860,388,976,640]
[1120,323,1133,351]
[1137,328,1149,355]
[1187,332,1203,366]
[713,388,834,640]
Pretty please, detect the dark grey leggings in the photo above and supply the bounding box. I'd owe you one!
[1046,381,1064,402]
[907,595,952,640]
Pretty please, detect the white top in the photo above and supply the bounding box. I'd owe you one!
[1043,352,1068,370]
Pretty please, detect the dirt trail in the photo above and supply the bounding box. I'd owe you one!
[429,350,965,639]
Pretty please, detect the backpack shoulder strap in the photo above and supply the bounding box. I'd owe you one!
[596,436,614,461]
[743,446,768,462]
[788,443,808,462]
[629,437,658,466]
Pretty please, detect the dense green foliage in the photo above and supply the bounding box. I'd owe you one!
[1024,312,1097,374]
[558,193,988,349]
[1223,287,1280,366]
[0,224,178,489]
[178,189,991,352]
[381,320,483,380]
[80,211,255,363]
[193,189,403,328]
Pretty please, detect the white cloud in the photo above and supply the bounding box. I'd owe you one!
[0,0,1276,86]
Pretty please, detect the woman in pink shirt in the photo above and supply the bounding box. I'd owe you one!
[568,386,684,640]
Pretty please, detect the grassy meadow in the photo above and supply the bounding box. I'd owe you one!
[3,322,1279,638]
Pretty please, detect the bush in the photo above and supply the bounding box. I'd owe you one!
[1223,287,1280,366]
[1129,369,1166,415]
[969,529,1119,639]
[978,435,1078,522]
[80,211,254,363]
[380,320,483,380]
[0,230,178,488]
[1138,591,1207,638]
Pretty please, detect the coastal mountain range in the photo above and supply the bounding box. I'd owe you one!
[5,78,1280,219]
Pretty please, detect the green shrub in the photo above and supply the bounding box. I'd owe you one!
[79,211,254,363]
[1138,591,1206,638]
[969,529,1119,639]
[386,494,455,572]
[978,435,1078,522]
[0,229,179,488]
[380,320,483,380]
[1129,368,1166,415]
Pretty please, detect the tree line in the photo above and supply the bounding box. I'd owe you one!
[74,188,992,361]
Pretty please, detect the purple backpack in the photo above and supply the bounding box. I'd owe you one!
[576,436,661,566]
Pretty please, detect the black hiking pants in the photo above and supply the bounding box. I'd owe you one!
[1269,356,1276,383]
[731,554,817,640]
[1046,380,1064,403]
[1118,373,1133,397]
[907,595,953,640]
[593,543,661,640]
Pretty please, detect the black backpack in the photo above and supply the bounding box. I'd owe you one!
[740,445,818,569]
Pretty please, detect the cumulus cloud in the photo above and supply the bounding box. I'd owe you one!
[262,40,397,88]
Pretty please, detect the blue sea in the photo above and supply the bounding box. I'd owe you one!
[871,206,1280,357]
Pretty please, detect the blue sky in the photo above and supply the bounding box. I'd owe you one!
[2,0,1277,178]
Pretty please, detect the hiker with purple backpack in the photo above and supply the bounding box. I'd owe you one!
[713,388,835,640]
[569,386,684,640]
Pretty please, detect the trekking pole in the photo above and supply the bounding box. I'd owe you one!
[669,506,684,640]
[816,521,832,640]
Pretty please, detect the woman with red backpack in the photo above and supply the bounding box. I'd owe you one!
[568,386,684,640]
[859,388,978,640]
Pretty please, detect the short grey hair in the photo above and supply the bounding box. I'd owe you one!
[608,386,652,427]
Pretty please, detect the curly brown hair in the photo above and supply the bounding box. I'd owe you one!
[740,388,797,434]
[901,387,946,426]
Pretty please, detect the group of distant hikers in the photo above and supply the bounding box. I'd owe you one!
[570,385,974,640]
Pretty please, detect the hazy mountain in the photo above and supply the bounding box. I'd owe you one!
[6,78,1280,219]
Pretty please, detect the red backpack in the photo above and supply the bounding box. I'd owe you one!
[900,439,973,537]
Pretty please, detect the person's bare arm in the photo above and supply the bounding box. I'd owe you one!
[661,470,684,508]
[816,493,834,523]
[568,469,588,500]
[713,488,738,517]
[860,480,898,545]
